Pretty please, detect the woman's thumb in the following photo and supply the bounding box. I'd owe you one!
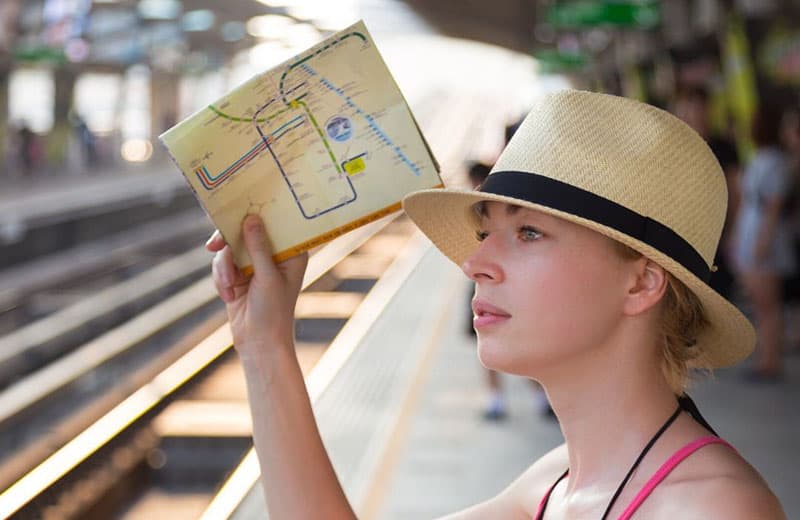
[242,214,276,275]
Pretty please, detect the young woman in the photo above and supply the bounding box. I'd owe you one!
[207,90,786,519]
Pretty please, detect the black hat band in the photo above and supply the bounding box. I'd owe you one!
[480,170,712,283]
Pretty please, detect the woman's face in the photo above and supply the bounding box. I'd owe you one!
[463,202,638,377]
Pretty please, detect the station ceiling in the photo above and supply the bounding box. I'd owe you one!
[8,0,545,73]
[399,0,539,53]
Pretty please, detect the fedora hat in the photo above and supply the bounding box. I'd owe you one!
[403,89,754,368]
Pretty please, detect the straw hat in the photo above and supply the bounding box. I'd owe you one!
[403,89,754,368]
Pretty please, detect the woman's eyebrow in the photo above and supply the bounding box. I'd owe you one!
[475,203,523,221]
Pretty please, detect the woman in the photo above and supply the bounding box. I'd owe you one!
[732,104,796,380]
[207,90,785,519]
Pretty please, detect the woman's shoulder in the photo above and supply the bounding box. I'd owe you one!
[646,439,786,519]
[500,443,569,515]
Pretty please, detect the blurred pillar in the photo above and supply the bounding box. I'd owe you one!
[0,0,21,174]
[0,65,9,175]
[50,66,77,172]
[150,70,180,160]
[660,0,692,48]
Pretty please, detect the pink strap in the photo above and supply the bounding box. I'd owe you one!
[617,436,736,520]
[534,489,549,520]
[533,472,565,520]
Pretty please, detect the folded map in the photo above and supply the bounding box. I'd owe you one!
[160,20,442,272]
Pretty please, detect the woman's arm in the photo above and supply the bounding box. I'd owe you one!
[240,337,355,519]
[208,216,562,519]
[208,215,356,520]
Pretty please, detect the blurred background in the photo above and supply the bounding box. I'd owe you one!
[0,0,797,177]
[0,1,798,519]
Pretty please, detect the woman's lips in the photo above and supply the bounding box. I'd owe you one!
[472,299,511,329]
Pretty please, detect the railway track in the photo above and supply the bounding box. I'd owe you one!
[0,91,506,519]
[0,208,424,519]
[0,208,212,332]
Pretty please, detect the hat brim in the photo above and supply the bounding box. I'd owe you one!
[403,187,755,369]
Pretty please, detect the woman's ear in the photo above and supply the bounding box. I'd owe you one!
[623,258,668,316]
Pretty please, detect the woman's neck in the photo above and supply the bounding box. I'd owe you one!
[540,343,679,494]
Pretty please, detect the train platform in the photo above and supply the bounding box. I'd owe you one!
[226,235,799,519]
[0,162,188,226]
[0,162,202,272]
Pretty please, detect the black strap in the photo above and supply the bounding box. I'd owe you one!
[537,399,705,520]
[678,394,718,437]
[479,171,712,283]
[599,403,682,519]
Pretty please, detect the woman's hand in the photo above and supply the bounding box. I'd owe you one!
[206,215,308,356]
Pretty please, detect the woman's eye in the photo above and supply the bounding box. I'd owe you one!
[519,226,542,241]
[475,230,489,241]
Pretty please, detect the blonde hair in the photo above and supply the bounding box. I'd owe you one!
[613,242,710,394]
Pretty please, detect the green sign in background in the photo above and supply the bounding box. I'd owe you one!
[534,49,589,73]
[547,1,660,29]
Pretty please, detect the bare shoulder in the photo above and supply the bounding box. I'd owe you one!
[686,473,787,519]
[501,443,569,514]
[651,442,786,519]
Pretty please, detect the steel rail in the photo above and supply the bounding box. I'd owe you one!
[0,210,402,517]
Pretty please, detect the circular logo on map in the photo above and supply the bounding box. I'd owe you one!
[325,116,352,142]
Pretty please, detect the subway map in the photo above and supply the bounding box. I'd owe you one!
[161,20,441,269]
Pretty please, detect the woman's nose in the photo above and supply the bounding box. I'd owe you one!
[461,235,504,283]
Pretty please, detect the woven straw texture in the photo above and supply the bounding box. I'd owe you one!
[403,90,755,368]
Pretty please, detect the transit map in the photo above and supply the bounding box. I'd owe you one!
[161,21,442,270]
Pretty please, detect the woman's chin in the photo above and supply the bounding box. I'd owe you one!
[477,341,513,372]
[477,339,548,377]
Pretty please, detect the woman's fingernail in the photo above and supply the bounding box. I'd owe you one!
[205,231,219,247]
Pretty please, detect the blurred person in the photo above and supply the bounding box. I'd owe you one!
[779,107,800,348]
[465,161,551,421]
[71,113,97,169]
[207,91,785,519]
[674,86,740,300]
[14,122,39,177]
[732,103,796,381]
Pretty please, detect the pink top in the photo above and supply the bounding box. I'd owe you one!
[534,436,736,520]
